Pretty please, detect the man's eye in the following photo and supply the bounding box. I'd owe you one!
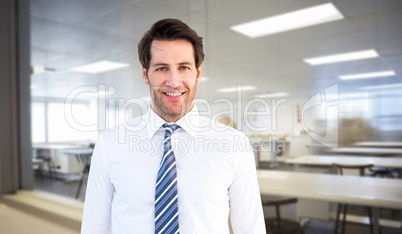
[180,66,190,70]
[156,67,167,71]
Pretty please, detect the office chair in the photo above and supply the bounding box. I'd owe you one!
[262,197,304,234]
[75,144,95,199]
[333,163,374,234]
[370,167,395,178]
[32,158,44,181]
[370,167,399,217]
[34,149,58,180]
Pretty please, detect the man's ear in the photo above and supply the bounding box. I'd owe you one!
[142,67,149,85]
[196,66,202,84]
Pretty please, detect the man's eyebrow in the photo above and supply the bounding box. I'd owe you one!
[178,62,193,66]
[151,62,194,67]
[151,63,169,67]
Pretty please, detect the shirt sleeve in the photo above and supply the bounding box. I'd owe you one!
[81,134,114,234]
[229,134,266,234]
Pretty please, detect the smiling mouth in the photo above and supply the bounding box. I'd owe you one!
[164,92,184,97]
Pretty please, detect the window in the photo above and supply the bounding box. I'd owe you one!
[374,95,402,131]
[31,101,46,143]
[31,100,95,143]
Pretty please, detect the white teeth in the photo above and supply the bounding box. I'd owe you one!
[165,93,182,97]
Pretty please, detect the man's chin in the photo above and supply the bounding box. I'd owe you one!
[164,110,186,119]
[151,99,194,121]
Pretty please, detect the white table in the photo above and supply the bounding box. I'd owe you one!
[286,155,402,167]
[33,144,88,150]
[32,144,91,176]
[61,148,93,156]
[257,170,402,234]
[286,155,402,176]
[328,147,402,156]
[350,141,402,148]
[61,148,93,199]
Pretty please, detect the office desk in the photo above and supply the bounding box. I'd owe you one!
[257,170,402,234]
[350,141,402,148]
[286,155,402,177]
[329,147,402,156]
[61,148,93,156]
[33,144,91,176]
[33,144,87,150]
[61,148,93,199]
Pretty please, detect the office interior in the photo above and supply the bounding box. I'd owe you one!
[1,0,402,233]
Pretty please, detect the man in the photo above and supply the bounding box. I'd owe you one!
[81,18,265,234]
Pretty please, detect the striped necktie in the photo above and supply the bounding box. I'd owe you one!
[155,123,180,234]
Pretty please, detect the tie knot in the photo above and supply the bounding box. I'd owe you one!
[162,123,180,135]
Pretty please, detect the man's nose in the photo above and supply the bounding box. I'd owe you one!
[166,70,181,88]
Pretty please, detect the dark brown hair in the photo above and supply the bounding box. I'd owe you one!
[138,18,204,70]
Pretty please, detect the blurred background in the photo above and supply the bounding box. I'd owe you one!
[30,0,402,188]
[1,0,402,233]
[30,0,402,141]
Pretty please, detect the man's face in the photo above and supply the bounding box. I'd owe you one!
[142,39,202,122]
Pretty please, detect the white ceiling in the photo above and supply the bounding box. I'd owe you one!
[30,0,402,102]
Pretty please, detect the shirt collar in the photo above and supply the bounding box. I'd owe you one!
[146,104,200,139]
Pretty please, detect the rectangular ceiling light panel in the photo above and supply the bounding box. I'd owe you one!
[304,50,378,65]
[217,86,256,93]
[339,71,395,80]
[361,83,402,90]
[231,3,344,38]
[71,61,130,73]
[255,92,288,98]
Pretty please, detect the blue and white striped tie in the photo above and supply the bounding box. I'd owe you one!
[155,124,180,234]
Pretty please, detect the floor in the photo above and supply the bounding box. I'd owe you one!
[30,165,402,234]
[34,175,88,201]
[0,203,79,234]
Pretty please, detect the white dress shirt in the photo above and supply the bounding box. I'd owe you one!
[81,105,266,234]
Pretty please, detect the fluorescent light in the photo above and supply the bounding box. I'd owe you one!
[304,50,378,65]
[339,92,372,99]
[255,92,288,98]
[32,66,45,75]
[31,66,56,75]
[339,71,395,80]
[217,86,256,93]
[361,83,402,90]
[200,77,210,82]
[231,3,344,38]
[71,61,130,73]
[326,92,373,100]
